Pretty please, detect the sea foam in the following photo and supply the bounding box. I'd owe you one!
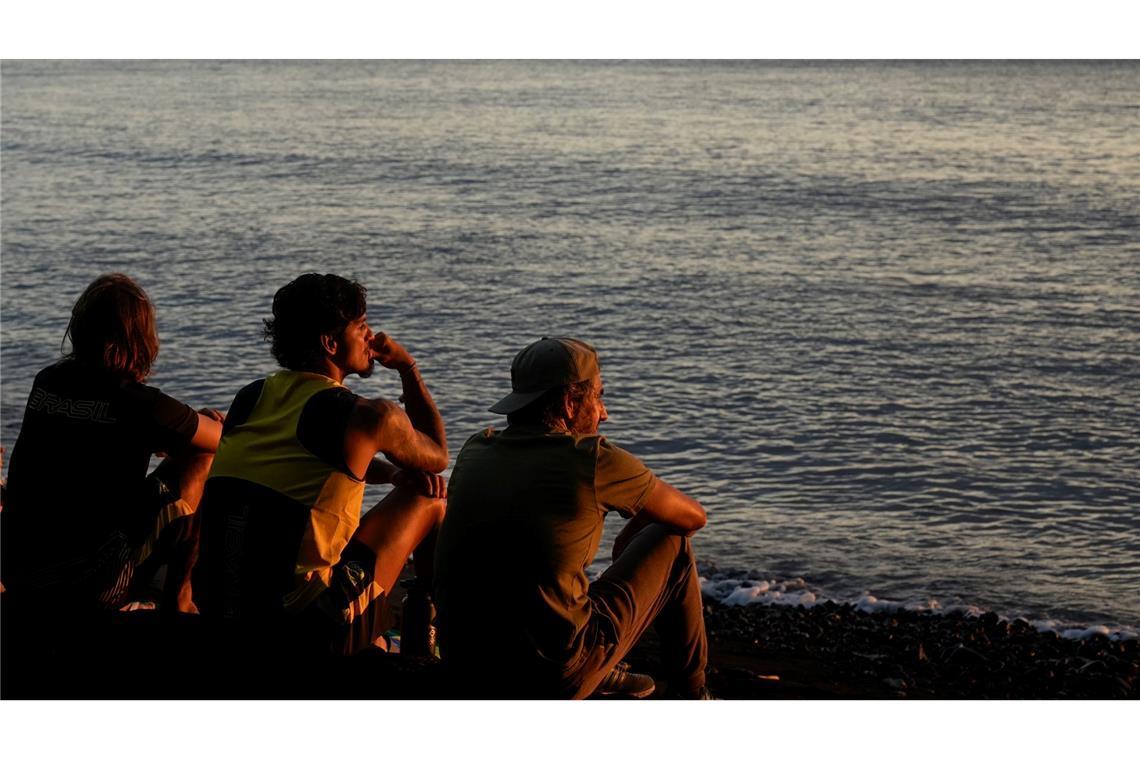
[699,574,1139,641]
[703,577,819,608]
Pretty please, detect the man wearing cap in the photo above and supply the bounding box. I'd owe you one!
[435,337,711,699]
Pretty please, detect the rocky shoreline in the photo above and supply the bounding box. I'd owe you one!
[4,597,1137,699]
[626,599,1140,699]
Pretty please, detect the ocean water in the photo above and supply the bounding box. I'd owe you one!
[2,60,1138,636]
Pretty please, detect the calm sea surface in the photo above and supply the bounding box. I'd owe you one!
[3,61,1138,633]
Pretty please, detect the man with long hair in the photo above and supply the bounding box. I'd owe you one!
[1,274,223,626]
[435,337,712,698]
[192,273,448,658]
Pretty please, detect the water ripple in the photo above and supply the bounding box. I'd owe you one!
[3,60,1138,629]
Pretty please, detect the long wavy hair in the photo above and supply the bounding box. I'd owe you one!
[64,273,159,383]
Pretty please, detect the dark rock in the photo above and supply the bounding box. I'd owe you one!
[688,598,1136,699]
[946,644,988,666]
[1077,658,1109,676]
[883,677,907,694]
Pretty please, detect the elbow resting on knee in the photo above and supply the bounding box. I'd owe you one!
[685,507,707,533]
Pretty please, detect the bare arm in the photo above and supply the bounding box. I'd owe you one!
[613,479,706,560]
[371,333,447,455]
[640,479,707,533]
[364,453,447,499]
[364,458,400,485]
[345,399,449,477]
[339,332,448,479]
[396,365,447,454]
[188,408,225,452]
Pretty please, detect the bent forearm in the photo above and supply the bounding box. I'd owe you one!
[365,458,400,485]
[623,507,696,540]
[622,509,656,538]
[639,479,707,534]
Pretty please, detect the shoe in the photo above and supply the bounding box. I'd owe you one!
[592,661,656,699]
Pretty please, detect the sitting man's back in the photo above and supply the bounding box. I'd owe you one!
[2,273,223,625]
[194,273,448,658]
[436,337,710,699]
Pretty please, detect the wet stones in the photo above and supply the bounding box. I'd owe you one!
[946,644,988,666]
[694,598,1140,699]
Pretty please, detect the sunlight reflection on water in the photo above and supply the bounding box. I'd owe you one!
[2,61,1138,628]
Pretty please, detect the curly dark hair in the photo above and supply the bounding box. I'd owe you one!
[65,273,159,382]
[507,379,595,430]
[263,273,368,371]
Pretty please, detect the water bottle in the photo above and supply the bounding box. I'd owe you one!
[399,578,437,658]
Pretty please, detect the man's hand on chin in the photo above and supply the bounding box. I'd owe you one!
[371,332,415,373]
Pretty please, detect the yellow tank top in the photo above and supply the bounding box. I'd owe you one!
[208,371,367,611]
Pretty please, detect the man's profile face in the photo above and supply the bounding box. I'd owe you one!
[568,375,607,435]
[334,313,376,378]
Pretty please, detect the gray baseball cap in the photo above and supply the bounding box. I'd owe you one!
[488,336,600,414]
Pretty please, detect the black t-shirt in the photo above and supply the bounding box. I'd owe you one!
[2,359,199,568]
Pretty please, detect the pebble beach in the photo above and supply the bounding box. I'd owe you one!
[627,600,1140,699]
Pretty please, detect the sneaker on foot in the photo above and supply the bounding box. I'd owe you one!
[593,662,656,699]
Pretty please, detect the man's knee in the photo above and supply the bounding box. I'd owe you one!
[609,524,695,585]
[425,494,446,526]
[387,484,446,526]
[636,523,691,558]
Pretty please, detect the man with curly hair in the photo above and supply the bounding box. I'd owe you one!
[193,273,447,657]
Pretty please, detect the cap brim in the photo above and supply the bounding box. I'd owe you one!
[488,388,548,415]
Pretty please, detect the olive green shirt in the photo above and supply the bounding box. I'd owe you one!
[435,424,658,672]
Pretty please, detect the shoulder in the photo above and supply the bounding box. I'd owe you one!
[305,384,360,407]
[33,358,109,390]
[590,435,653,475]
[345,395,401,432]
[232,378,267,403]
[112,379,198,440]
[300,385,361,427]
[118,378,186,412]
[455,426,499,453]
[572,433,628,459]
[32,360,65,384]
[222,378,268,432]
[589,436,658,516]
[296,386,362,472]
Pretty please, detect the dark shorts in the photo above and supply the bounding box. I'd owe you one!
[291,541,393,656]
[6,469,195,614]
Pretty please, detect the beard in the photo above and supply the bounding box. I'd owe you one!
[567,409,597,435]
